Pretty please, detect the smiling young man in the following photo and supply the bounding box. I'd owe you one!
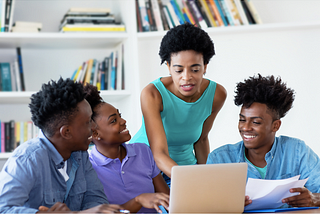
[207,74,320,207]
[0,78,123,213]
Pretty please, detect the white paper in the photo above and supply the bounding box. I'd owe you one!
[245,175,308,210]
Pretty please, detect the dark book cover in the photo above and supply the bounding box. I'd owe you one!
[5,122,10,152]
[185,0,200,27]
[136,0,143,32]
[4,0,12,32]
[16,47,26,91]
[146,0,157,31]
[104,57,109,90]
[195,0,211,27]
[9,120,15,152]
[240,0,255,24]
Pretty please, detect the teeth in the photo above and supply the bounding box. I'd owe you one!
[182,85,192,88]
[244,134,256,139]
[88,136,92,140]
[120,128,128,133]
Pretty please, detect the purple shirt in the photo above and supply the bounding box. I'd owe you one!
[89,143,160,213]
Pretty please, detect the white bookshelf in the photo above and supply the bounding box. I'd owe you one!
[1,0,320,164]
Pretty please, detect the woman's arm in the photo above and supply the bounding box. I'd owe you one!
[141,84,177,178]
[194,83,227,164]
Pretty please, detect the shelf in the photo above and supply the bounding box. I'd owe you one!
[0,152,12,159]
[0,32,129,49]
[137,21,320,39]
[0,90,131,104]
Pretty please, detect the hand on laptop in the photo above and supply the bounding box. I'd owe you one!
[245,196,252,206]
[282,187,320,207]
[135,193,169,213]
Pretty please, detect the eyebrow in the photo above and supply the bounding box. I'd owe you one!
[172,64,201,67]
[108,113,117,120]
[239,113,263,120]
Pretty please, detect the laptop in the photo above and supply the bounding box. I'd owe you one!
[168,163,248,213]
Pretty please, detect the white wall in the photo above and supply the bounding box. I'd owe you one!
[136,1,320,156]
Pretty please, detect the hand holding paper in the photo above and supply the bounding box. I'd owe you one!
[245,175,308,210]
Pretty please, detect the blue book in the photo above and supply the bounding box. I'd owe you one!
[100,60,105,90]
[90,59,96,85]
[0,62,12,91]
[214,0,228,26]
[110,52,116,90]
[170,0,185,24]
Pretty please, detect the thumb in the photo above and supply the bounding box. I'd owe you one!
[38,206,49,211]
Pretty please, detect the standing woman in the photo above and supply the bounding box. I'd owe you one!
[130,22,227,186]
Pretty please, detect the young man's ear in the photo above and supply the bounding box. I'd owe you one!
[60,125,72,140]
[272,119,281,132]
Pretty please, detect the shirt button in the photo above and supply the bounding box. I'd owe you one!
[121,171,125,174]
[114,160,116,163]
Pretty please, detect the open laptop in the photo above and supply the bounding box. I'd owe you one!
[168,163,248,213]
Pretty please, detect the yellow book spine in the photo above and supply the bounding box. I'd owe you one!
[199,0,217,27]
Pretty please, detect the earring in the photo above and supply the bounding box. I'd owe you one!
[97,137,101,140]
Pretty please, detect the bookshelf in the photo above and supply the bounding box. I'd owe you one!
[1,0,320,166]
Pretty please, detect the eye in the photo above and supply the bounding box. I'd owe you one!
[239,119,245,122]
[253,122,261,125]
[192,69,199,72]
[175,70,183,73]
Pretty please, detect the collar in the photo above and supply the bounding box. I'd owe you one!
[90,143,136,166]
[39,130,65,169]
[238,137,278,162]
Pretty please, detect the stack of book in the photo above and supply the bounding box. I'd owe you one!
[0,47,26,92]
[60,8,125,32]
[71,44,124,91]
[0,120,39,153]
[11,21,42,33]
[0,0,16,32]
[135,0,262,32]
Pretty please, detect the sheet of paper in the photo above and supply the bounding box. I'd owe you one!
[245,175,308,210]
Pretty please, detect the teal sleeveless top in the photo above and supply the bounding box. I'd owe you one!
[130,77,217,166]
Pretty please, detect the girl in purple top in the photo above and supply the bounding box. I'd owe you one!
[84,84,170,213]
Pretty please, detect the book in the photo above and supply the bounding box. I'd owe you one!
[233,0,249,25]
[224,0,242,25]
[194,0,211,27]
[145,0,157,31]
[187,0,208,28]
[0,122,4,152]
[14,121,20,149]
[0,0,5,32]
[166,2,180,27]
[220,0,235,26]
[158,0,170,30]
[108,52,114,90]
[135,0,143,32]
[151,0,164,31]
[99,60,105,90]
[92,60,99,86]
[181,0,196,26]
[116,44,123,90]
[19,121,24,145]
[83,59,94,85]
[4,0,12,32]
[104,57,110,90]
[89,59,97,85]
[76,61,86,83]
[207,0,224,26]
[121,44,125,90]
[199,0,217,27]
[61,24,126,32]
[170,0,185,25]
[9,120,15,152]
[244,0,262,24]
[240,0,255,24]
[67,7,111,14]
[5,122,10,152]
[11,26,40,33]
[138,0,150,31]
[184,0,200,27]
[16,47,25,91]
[214,0,229,26]
[0,62,12,91]
[13,21,42,28]
[9,62,16,91]
[163,5,175,29]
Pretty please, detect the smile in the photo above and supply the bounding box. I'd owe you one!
[243,134,257,139]
[120,128,128,133]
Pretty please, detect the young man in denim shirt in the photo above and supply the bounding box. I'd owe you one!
[0,78,123,213]
[207,74,320,207]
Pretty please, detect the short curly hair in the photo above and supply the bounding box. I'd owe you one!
[83,84,104,120]
[29,77,86,137]
[159,22,215,65]
[234,74,295,119]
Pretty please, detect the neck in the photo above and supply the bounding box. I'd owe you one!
[95,142,126,162]
[47,135,72,161]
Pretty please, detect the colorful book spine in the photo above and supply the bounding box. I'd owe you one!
[170,0,185,25]
[138,0,150,31]
[1,122,4,152]
[16,47,26,91]
[187,0,208,28]
[214,0,229,26]
[0,62,12,91]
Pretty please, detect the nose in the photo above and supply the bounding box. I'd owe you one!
[182,69,192,80]
[240,121,252,131]
[120,117,126,125]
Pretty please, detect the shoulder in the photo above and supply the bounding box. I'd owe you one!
[212,83,227,105]
[207,141,242,163]
[12,138,48,161]
[277,135,311,152]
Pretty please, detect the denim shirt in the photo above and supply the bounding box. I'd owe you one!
[0,131,108,213]
[207,135,320,193]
